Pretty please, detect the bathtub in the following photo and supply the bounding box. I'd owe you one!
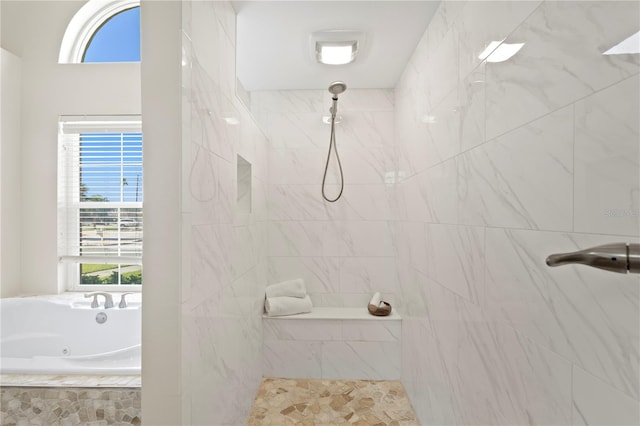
[0,295,141,375]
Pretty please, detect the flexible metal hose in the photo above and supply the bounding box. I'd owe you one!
[321,111,344,202]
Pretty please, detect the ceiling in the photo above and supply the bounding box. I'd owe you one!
[232,1,440,91]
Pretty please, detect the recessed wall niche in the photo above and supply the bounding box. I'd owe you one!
[236,155,252,213]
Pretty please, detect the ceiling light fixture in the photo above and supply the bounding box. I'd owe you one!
[311,30,364,65]
[479,40,525,63]
[603,31,640,55]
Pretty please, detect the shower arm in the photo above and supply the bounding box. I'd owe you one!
[546,242,640,274]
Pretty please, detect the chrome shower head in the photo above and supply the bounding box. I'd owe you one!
[328,81,347,98]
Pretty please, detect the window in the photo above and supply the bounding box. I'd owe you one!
[58,117,143,289]
[83,7,140,63]
[59,0,140,64]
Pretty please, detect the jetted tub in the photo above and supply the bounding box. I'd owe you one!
[0,295,141,375]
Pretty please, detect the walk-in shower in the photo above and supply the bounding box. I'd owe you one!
[322,81,347,202]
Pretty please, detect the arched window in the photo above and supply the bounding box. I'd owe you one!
[59,0,140,64]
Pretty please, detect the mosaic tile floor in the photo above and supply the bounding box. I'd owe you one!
[247,377,419,425]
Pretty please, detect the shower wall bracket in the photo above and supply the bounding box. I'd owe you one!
[546,242,640,274]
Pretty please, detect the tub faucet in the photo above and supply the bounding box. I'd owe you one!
[118,292,135,308]
[84,292,114,309]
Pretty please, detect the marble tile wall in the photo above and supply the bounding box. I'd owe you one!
[181,1,268,424]
[395,1,640,424]
[263,317,401,380]
[251,89,398,308]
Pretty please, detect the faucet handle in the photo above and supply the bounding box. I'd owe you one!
[84,293,99,308]
[119,292,135,308]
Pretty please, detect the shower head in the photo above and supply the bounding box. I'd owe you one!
[328,81,347,98]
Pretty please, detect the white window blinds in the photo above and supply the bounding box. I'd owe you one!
[58,116,143,287]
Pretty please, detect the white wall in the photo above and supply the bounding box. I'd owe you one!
[395,1,640,424]
[0,48,21,298]
[0,1,140,295]
[139,1,182,423]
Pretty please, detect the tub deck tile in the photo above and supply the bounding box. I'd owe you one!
[0,374,141,388]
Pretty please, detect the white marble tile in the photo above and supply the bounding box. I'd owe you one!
[425,224,485,304]
[484,228,640,400]
[456,0,542,80]
[190,65,239,162]
[402,318,459,426]
[268,185,330,221]
[423,87,464,167]
[322,221,394,257]
[326,184,394,222]
[342,320,400,342]
[251,90,325,114]
[338,257,398,295]
[259,112,326,150]
[394,173,433,222]
[424,158,458,224]
[338,145,395,185]
[458,106,573,230]
[267,221,324,257]
[189,145,234,226]
[485,1,640,140]
[573,365,640,426]
[189,224,233,308]
[423,5,460,110]
[269,147,326,185]
[458,65,486,152]
[268,256,340,295]
[425,280,572,425]
[230,224,258,280]
[574,75,640,237]
[321,341,401,380]
[263,319,341,341]
[395,262,431,319]
[263,340,322,379]
[393,222,428,275]
[211,0,236,47]
[339,111,394,151]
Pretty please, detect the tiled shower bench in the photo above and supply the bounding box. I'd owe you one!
[263,307,401,380]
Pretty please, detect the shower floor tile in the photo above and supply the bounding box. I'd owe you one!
[247,377,418,425]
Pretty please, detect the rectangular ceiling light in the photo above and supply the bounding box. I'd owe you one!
[316,41,358,65]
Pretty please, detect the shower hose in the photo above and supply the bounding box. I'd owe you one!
[321,111,344,202]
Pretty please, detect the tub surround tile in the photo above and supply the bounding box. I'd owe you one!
[0,386,141,425]
[0,375,141,388]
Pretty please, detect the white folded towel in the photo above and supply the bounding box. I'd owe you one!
[265,295,313,317]
[265,278,307,299]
